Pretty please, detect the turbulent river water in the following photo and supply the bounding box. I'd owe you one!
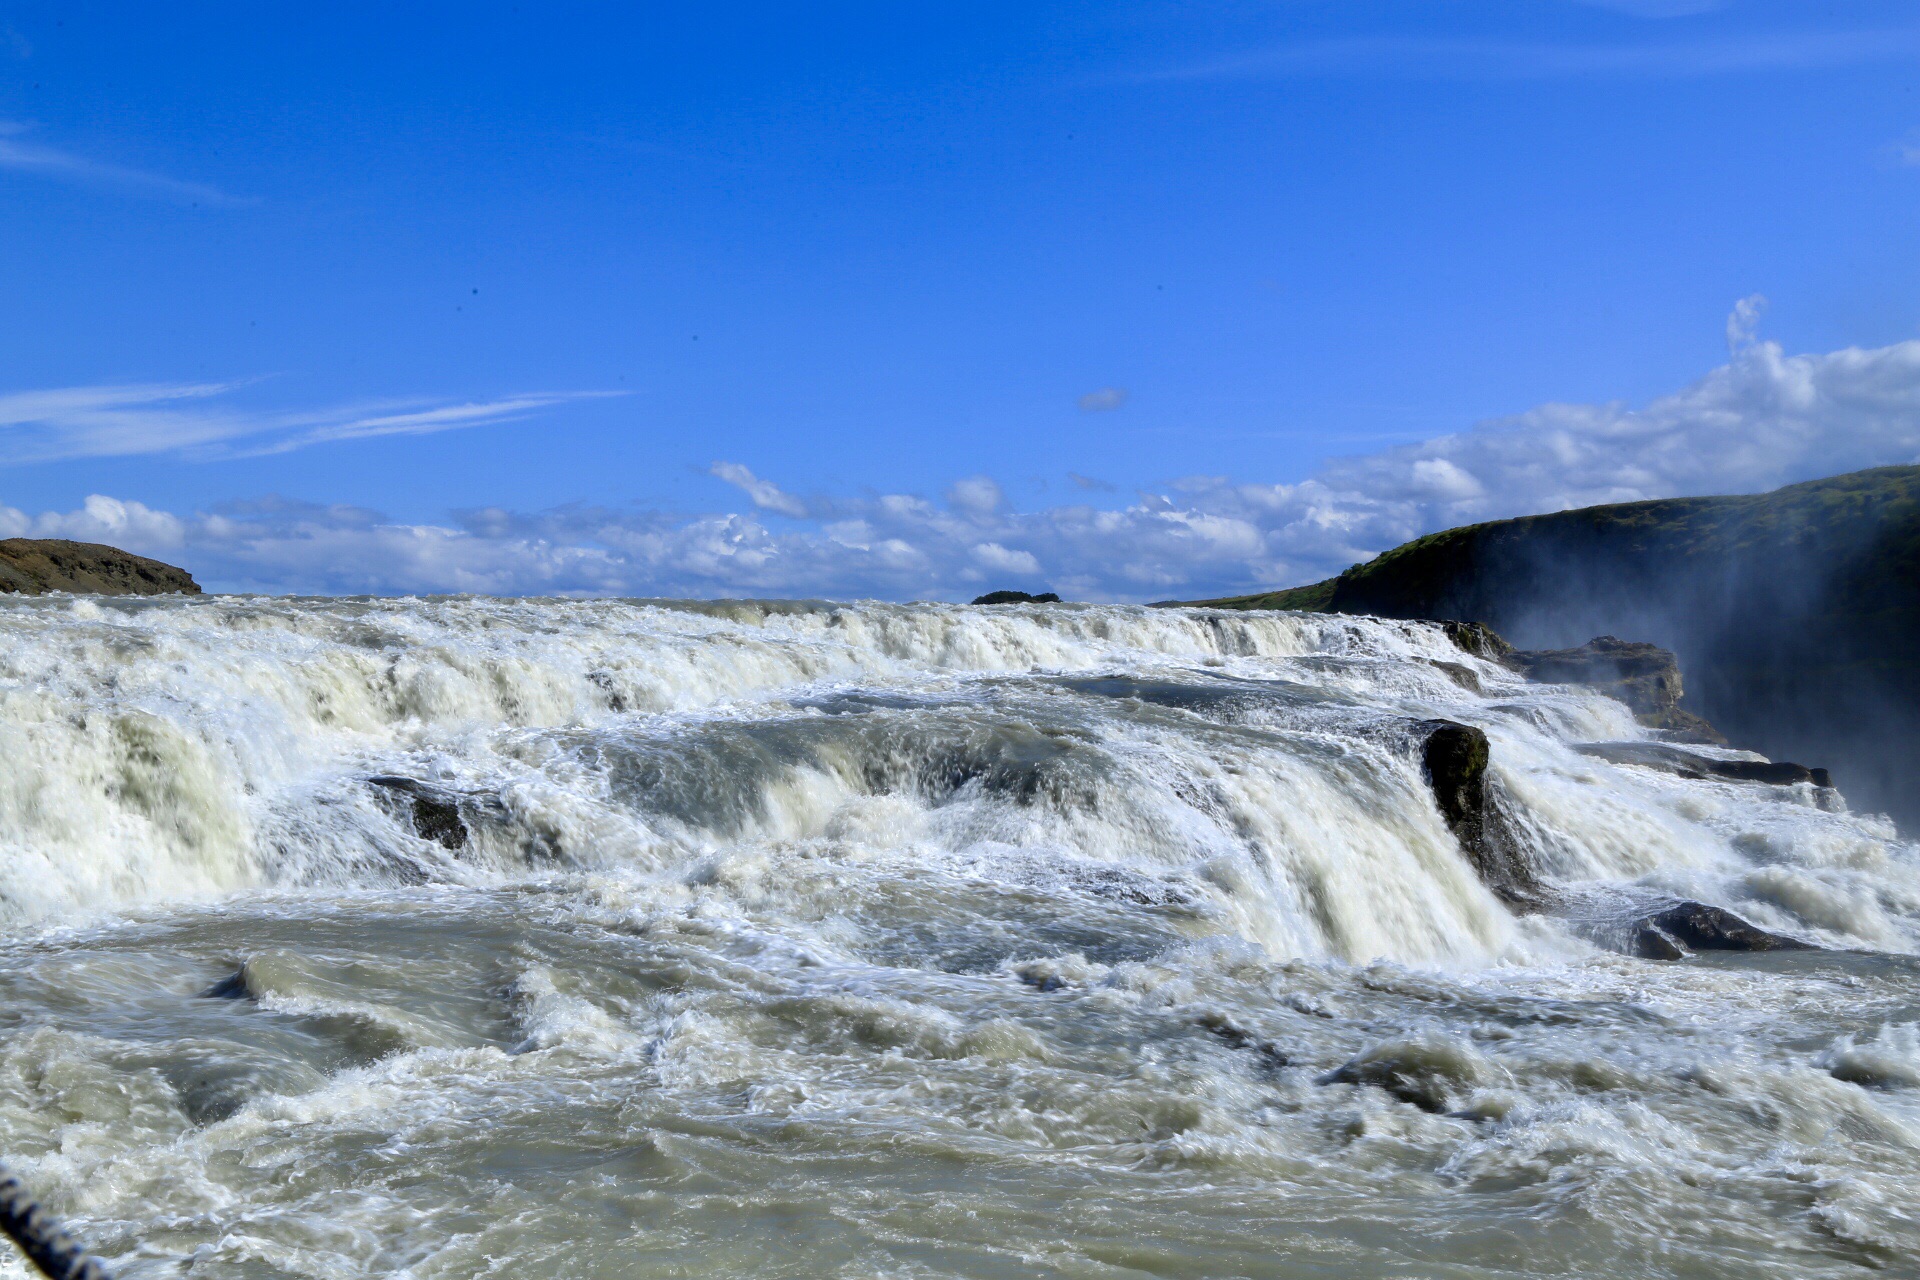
[2,595,1918,1279]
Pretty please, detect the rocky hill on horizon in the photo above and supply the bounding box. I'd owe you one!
[1183,465,1920,826]
[0,538,201,597]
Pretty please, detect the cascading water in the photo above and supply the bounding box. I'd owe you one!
[1,593,1916,1277]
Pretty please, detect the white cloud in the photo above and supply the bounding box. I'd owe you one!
[946,476,1004,517]
[0,494,187,549]
[12,302,1920,601]
[710,461,809,517]
[0,382,619,465]
[1726,292,1768,352]
[0,121,238,204]
[972,542,1042,576]
[1079,387,1129,412]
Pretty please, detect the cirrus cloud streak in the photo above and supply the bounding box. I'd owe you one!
[0,382,623,465]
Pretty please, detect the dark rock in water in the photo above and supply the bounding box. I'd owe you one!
[1630,900,1814,959]
[367,775,506,852]
[1419,720,1488,839]
[585,669,630,713]
[1506,636,1725,743]
[1575,741,1834,789]
[1319,1039,1486,1114]
[409,794,468,849]
[1194,1011,1290,1068]
[200,969,254,1000]
[1439,620,1512,661]
[1424,659,1484,693]
[1630,926,1689,962]
[971,590,1062,605]
[1415,720,1540,906]
[0,537,201,596]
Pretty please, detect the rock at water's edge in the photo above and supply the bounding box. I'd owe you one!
[1416,719,1540,906]
[1504,635,1724,743]
[1631,901,1814,959]
[1574,741,1834,790]
[1439,620,1513,661]
[0,538,201,596]
[971,590,1063,605]
[368,775,478,851]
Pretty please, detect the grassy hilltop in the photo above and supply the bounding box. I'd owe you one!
[1185,466,1920,824]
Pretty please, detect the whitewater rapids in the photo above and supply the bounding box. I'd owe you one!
[1,594,1917,1277]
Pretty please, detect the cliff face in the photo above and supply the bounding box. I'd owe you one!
[0,539,201,597]
[1188,466,1920,826]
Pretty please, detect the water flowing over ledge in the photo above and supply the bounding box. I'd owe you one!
[2,595,1917,1276]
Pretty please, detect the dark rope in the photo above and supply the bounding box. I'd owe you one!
[0,1165,111,1280]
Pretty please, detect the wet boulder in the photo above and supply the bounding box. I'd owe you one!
[1415,720,1541,907]
[1630,900,1814,959]
[1439,620,1513,661]
[367,775,506,852]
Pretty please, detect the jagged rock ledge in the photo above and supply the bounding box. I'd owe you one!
[0,538,200,596]
[1497,634,1724,743]
[1574,741,1834,790]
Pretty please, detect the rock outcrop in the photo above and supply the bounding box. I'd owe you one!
[0,538,200,596]
[971,590,1062,605]
[1415,719,1540,906]
[1503,636,1724,742]
[1629,901,1814,959]
[1574,741,1832,789]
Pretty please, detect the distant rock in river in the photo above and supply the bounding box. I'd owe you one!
[0,538,201,596]
[971,590,1062,605]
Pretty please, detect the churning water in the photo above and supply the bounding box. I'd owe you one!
[2,595,1918,1278]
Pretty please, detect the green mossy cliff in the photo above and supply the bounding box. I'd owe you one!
[1184,466,1920,824]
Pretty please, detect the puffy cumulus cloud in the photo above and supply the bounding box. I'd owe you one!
[0,494,189,549]
[971,542,1041,576]
[12,309,1920,601]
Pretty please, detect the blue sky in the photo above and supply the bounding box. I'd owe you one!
[4,1,1920,597]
